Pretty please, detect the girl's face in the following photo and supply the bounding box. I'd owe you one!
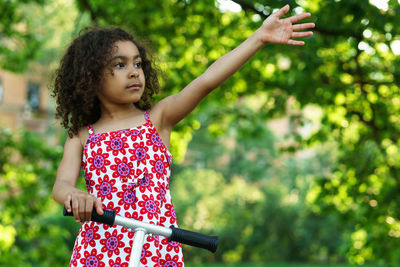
[98,40,146,107]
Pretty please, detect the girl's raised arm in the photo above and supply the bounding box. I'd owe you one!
[156,5,314,129]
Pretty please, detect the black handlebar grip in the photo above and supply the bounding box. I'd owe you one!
[168,225,218,253]
[63,207,116,227]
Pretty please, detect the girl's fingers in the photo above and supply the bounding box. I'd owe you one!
[72,198,80,222]
[287,40,305,46]
[289,12,311,23]
[274,4,290,19]
[292,31,313,39]
[64,194,72,212]
[79,198,85,222]
[69,194,104,223]
[94,198,104,215]
[85,198,93,222]
[293,22,315,31]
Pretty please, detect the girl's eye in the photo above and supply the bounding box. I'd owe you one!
[134,61,142,68]
[115,62,125,68]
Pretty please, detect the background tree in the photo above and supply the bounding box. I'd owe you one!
[0,0,46,72]
[71,0,400,264]
[1,0,399,265]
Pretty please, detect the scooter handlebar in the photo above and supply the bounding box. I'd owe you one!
[63,206,218,253]
[63,207,116,227]
[169,225,218,253]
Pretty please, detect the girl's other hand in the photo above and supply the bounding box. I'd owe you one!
[64,192,104,223]
[258,4,315,46]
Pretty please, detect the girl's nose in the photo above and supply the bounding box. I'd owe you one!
[130,70,139,78]
[129,66,139,78]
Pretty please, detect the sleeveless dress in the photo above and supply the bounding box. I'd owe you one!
[69,111,184,267]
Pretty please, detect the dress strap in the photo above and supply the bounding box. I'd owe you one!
[87,125,94,136]
[144,110,150,122]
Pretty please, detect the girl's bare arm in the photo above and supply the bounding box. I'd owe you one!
[154,5,314,130]
[52,135,103,223]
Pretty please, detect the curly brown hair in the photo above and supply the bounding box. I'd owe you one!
[52,26,160,137]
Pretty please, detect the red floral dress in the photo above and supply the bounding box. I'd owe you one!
[70,111,184,267]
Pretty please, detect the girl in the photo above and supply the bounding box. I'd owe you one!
[52,5,314,266]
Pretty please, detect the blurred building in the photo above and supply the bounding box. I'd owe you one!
[0,66,56,134]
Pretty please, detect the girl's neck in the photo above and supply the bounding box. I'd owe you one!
[99,103,142,121]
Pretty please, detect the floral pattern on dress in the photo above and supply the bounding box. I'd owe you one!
[137,172,155,194]
[71,244,82,266]
[70,111,183,267]
[80,248,105,267]
[129,141,150,167]
[149,154,168,180]
[80,223,101,249]
[158,253,183,267]
[84,172,95,194]
[110,157,135,181]
[138,194,160,221]
[161,238,182,254]
[99,229,126,258]
[87,148,111,176]
[105,135,129,156]
[86,132,107,150]
[95,174,118,201]
[146,127,167,154]
[109,257,129,267]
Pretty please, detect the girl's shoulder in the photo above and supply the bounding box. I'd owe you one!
[77,126,90,149]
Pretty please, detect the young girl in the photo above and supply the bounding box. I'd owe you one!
[52,5,314,266]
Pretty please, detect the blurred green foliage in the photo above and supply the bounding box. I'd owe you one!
[171,106,344,264]
[0,129,68,266]
[0,0,46,72]
[1,0,400,266]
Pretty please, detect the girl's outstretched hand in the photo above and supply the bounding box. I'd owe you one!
[258,4,315,46]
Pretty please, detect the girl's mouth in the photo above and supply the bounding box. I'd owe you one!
[126,83,142,90]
